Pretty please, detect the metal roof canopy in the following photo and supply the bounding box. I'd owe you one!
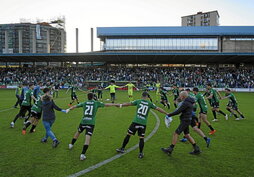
[97,26,254,38]
[0,52,254,64]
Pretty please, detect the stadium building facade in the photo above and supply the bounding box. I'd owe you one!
[0,23,66,54]
[97,26,254,53]
[0,26,254,65]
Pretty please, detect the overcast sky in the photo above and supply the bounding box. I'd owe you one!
[0,0,253,52]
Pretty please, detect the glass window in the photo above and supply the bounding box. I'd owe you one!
[104,38,218,51]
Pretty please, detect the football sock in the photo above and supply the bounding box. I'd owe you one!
[30,125,36,132]
[208,125,214,131]
[24,121,31,129]
[13,114,20,123]
[26,121,31,127]
[218,110,226,116]
[167,103,170,109]
[139,138,144,153]
[122,135,130,149]
[192,143,197,148]
[227,108,237,117]
[236,111,245,118]
[71,138,77,145]
[174,103,177,108]
[204,137,208,141]
[82,145,89,154]
[169,144,175,149]
[212,111,217,119]
[24,117,29,123]
[193,144,200,151]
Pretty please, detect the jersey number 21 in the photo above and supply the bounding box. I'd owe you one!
[85,105,93,115]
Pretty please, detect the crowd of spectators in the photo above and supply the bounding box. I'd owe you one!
[0,66,253,88]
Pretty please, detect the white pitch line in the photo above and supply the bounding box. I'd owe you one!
[0,107,14,113]
[0,97,68,113]
[68,110,161,177]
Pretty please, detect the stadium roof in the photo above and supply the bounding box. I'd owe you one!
[0,52,254,64]
[97,26,254,38]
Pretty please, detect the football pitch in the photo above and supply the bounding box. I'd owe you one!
[0,89,253,177]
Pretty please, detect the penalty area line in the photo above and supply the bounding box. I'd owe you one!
[68,110,161,177]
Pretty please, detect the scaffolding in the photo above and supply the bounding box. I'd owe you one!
[0,16,66,54]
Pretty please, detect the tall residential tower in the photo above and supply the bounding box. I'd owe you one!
[182,11,219,26]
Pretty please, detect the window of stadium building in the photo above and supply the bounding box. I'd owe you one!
[104,38,218,50]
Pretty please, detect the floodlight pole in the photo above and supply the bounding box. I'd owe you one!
[91,28,93,52]
[76,28,79,67]
[76,28,79,53]
[91,28,94,66]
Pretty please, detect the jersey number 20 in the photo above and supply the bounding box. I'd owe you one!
[137,104,148,116]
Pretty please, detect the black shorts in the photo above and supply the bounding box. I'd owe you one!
[232,105,238,110]
[71,94,78,100]
[31,111,42,119]
[110,93,116,99]
[128,123,146,137]
[78,124,95,136]
[211,102,219,108]
[19,106,31,117]
[227,103,238,110]
[190,116,199,127]
[175,120,191,135]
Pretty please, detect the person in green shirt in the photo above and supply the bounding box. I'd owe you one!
[11,83,36,128]
[104,80,120,103]
[116,92,168,159]
[121,81,138,101]
[193,87,216,135]
[66,84,80,107]
[67,93,117,161]
[221,88,245,120]
[206,83,228,122]
[170,85,180,108]
[155,81,161,103]
[13,84,22,108]
[203,88,212,106]
[159,88,170,109]
[22,90,44,134]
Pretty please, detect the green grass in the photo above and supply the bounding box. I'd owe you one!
[0,89,253,177]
